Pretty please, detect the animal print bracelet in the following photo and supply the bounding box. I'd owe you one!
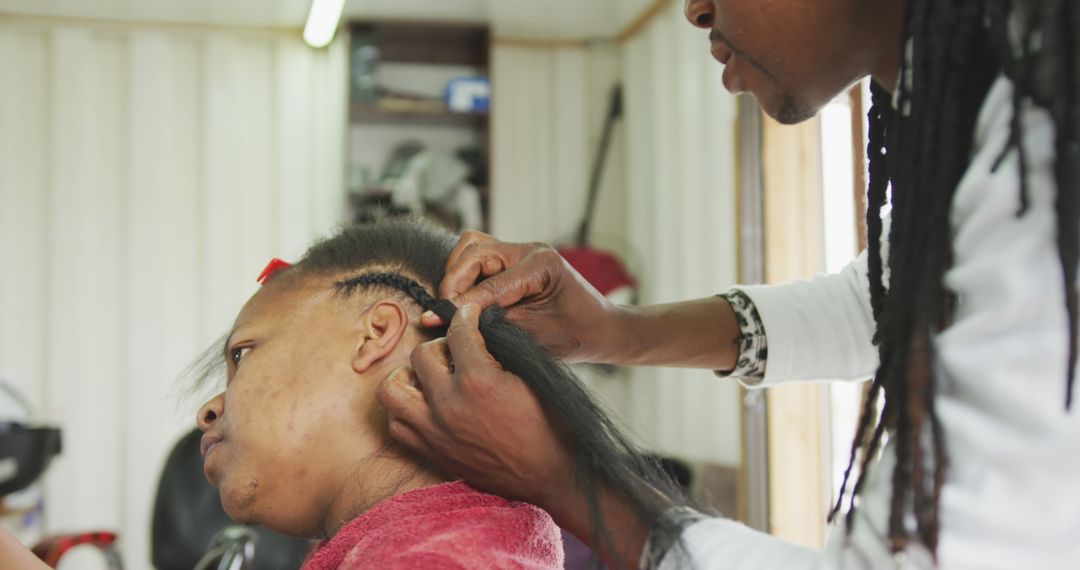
[715,290,768,382]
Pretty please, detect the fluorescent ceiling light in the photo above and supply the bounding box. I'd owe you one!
[303,0,345,48]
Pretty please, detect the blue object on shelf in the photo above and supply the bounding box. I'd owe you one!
[445,77,491,113]
[350,29,379,103]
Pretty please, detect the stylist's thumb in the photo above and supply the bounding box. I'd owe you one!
[377,367,436,457]
[446,303,496,372]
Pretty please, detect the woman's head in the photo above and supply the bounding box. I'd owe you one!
[195,220,456,538]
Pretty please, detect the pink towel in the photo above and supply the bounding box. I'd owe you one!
[301,481,564,570]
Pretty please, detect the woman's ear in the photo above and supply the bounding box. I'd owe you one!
[353,300,410,373]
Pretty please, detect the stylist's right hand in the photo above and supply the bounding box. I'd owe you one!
[420,231,615,363]
[378,303,577,512]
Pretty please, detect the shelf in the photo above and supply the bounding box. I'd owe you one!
[353,23,489,67]
[349,101,488,128]
[347,20,492,230]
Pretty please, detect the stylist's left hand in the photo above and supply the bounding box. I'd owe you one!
[376,303,575,510]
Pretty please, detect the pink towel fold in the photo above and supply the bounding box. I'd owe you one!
[301,481,564,570]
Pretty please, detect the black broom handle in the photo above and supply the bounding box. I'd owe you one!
[576,84,624,247]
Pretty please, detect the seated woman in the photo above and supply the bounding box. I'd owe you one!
[190,218,687,570]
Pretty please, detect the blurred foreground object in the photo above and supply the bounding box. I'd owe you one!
[0,380,60,548]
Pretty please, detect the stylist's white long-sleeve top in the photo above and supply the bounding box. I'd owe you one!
[664,75,1080,569]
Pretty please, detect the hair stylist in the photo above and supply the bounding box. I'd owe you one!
[376,0,1080,568]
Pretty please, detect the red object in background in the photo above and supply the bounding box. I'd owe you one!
[32,531,119,567]
[557,247,636,298]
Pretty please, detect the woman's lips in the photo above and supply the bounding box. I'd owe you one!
[201,436,223,484]
[200,433,223,459]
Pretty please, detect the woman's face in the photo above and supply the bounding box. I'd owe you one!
[195,275,418,537]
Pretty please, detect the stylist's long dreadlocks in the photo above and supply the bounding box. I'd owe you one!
[830,0,1079,557]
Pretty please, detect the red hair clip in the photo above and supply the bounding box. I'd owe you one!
[257,258,293,285]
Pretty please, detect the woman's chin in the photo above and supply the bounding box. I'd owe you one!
[217,477,262,524]
[220,499,257,525]
[219,488,318,538]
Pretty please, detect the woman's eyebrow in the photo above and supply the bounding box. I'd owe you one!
[221,329,236,361]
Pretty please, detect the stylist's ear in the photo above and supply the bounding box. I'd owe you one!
[353,301,410,373]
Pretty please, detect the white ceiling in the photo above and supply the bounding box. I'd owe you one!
[0,0,660,39]
[0,0,311,28]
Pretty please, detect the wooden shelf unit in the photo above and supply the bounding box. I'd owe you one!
[348,101,488,128]
[346,20,492,229]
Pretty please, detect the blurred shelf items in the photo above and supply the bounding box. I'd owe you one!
[347,22,491,231]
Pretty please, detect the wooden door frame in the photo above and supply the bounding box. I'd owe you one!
[758,109,830,549]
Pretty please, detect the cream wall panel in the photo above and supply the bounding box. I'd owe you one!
[0,20,346,567]
[621,0,741,465]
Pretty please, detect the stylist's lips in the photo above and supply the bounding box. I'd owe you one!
[201,433,223,459]
[711,44,744,94]
[711,43,732,66]
[722,65,744,93]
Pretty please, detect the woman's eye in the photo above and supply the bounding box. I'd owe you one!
[230,347,251,367]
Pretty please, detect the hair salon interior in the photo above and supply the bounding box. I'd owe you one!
[1,0,868,568]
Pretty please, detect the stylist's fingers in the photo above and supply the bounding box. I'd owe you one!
[376,367,439,453]
[441,238,543,303]
[422,238,499,328]
[410,339,455,408]
[387,417,435,459]
[439,231,498,299]
[442,241,495,298]
[449,259,548,313]
[421,258,542,328]
[444,231,496,278]
[419,310,446,328]
[446,304,502,394]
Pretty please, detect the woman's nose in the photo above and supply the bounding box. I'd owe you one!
[196,392,225,431]
[685,0,715,29]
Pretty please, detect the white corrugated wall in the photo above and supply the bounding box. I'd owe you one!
[0,20,346,567]
[620,0,741,465]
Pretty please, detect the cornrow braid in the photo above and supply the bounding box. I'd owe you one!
[337,272,460,325]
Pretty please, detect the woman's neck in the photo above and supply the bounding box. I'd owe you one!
[322,453,447,538]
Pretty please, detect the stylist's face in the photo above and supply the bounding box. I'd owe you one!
[684,0,886,124]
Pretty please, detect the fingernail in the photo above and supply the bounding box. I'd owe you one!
[421,310,436,320]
